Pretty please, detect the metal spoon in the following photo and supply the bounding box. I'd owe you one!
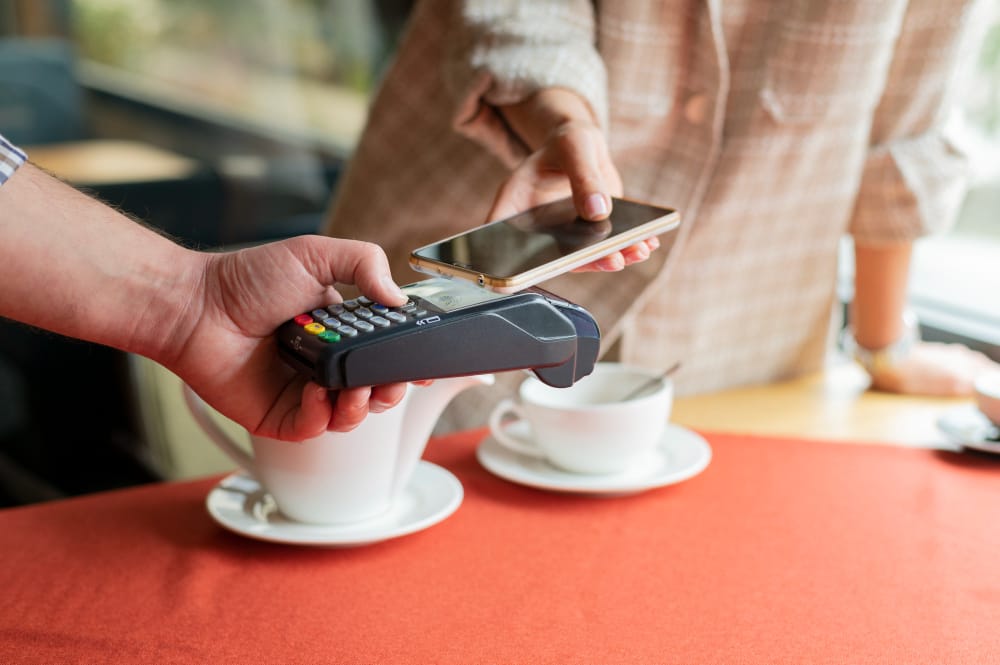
[620,361,681,401]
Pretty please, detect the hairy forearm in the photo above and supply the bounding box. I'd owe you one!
[0,163,207,362]
[850,241,913,349]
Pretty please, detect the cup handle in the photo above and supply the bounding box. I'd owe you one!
[488,398,545,458]
[181,384,256,474]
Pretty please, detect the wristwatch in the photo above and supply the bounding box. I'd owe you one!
[840,309,920,376]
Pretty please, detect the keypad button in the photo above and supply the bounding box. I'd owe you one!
[326,304,346,315]
[338,312,358,323]
[413,309,428,317]
[318,330,340,343]
[353,320,375,333]
[354,307,374,319]
[336,325,358,338]
[293,314,313,326]
[400,302,417,313]
[311,309,329,320]
[357,296,373,305]
[370,316,391,328]
[342,299,360,310]
[371,303,389,314]
[385,311,406,323]
[319,318,339,329]
[304,322,326,335]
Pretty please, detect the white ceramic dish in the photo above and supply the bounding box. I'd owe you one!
[206,461,463,546]
[937,404,1000,454]
[476,422,711,495]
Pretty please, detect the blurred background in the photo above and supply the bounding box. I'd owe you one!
[0,0,413,505]
[0,0,996,506]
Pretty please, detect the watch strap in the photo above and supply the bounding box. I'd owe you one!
[840,309,920,376]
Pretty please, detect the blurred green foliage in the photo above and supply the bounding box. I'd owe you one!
[69,0,387,93]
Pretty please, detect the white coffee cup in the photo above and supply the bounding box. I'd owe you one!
[488,363,673,474]
[183,374,492,525]
[974,371,1000,426]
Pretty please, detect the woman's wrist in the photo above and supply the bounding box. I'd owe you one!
[841,308,920,377]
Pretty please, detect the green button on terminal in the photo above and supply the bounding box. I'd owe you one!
[318,331,341,343]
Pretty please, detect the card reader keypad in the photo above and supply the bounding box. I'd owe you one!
[277,277,601,390]
[290,298,425,344]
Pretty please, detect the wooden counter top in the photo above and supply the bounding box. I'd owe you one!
[672,360,967,448]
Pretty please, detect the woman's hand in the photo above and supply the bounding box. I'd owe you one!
[491,89,659,271]
[869,341,999,396]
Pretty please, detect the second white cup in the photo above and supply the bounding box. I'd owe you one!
[488,362,674,474]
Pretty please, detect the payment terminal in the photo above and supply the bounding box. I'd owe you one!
[277,277,600,389]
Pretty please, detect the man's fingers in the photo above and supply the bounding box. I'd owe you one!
[369,382,408,413]
[338,242,407,307]
[329,386,372,431]
[279,382,331,441]
[295,236,406,307]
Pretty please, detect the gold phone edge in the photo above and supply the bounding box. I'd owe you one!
[408,207,680,293]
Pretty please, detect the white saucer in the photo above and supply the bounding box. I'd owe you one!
[205,461,463,546]
[937,404,1000,454]
[476,422,712,495]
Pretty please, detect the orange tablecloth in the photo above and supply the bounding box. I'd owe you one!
[2,430,999,664]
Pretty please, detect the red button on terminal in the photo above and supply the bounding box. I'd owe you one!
[293,314,313,326]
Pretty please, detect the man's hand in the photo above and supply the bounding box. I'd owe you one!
[170,235,411,440]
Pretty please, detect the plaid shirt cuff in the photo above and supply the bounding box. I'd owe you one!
[0,134,27,187]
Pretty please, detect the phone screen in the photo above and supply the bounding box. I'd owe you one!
[411,197,677,282]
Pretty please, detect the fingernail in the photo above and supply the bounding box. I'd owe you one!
[370,401,389,413]
[584,194,609,219]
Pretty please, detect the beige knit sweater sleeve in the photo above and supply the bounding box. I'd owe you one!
[444,0,608,168]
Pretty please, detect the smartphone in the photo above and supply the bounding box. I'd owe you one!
[409,197,680,293]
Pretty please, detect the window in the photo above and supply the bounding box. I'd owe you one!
[69,0,408,154]
[910,4,1000,352]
